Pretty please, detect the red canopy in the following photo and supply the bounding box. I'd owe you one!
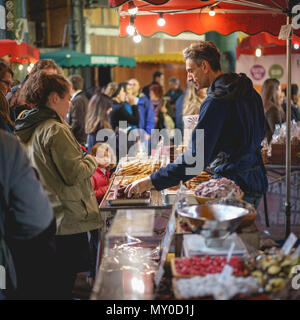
[0,39,40,64]
[109,0,300,37]
[236,33,300,58]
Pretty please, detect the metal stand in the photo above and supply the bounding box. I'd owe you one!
[285,14,292,239]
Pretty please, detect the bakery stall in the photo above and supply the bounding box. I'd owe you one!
[88,0,300,301]
[90,144,300,300]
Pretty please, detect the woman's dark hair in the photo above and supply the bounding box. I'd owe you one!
[0,91,13,126]
[149,83,163,99]
[0,61,14,80]
[261,78,281,112]
[291,84,299,104]
[21,70,71,107]
[183,41,221,72]
[111,82,128,99]
[85,92,112,134]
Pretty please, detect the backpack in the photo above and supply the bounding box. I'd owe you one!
[0,183,17,298]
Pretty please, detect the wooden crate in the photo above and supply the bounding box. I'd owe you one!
[270,143,300,165]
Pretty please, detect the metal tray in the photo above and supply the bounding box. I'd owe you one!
[106,191,151,206]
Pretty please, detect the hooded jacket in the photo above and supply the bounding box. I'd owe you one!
[15,106,103,235]
[151,73,268,195]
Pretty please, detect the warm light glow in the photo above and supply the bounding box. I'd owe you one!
[27,66,32,72]
[294,44,300,50]
[18,64,23,71]
[126,24,135,36]
[131,277,145,294]
[255,48,262,57]
[30,63,34,68]
[157,14,166,27]
[209,8,215,16]
[133,32,142,43]
[128,1,138,15]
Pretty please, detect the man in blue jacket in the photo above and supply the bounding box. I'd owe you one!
[129,78,155,154]
[125,41,268,211]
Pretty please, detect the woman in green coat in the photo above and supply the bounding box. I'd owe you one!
[15,71,103,299]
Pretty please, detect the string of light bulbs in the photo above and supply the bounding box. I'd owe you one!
[126,0,218,44]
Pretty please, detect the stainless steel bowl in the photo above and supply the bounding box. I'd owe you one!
[177,204,249,238]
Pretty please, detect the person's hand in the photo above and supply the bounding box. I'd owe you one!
[145,134,151,141]
[124,176,154,198]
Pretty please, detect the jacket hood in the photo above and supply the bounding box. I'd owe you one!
[15,106,61,143]
[207,73,254,100]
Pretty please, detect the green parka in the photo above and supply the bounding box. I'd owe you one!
[15,106,103,235]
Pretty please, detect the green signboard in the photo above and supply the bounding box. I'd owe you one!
[268,64,284,79]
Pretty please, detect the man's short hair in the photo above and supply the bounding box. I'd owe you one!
[68,74,84,91]
[168,77,179,85]
[153,71,162,81]
[183,41,221,72]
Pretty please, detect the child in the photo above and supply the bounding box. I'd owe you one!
[90,142,116,204]
[87,142,116,286]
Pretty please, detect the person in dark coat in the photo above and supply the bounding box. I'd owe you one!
[164,77,183,121]
[0,129,56,300]
[142,71,164,100]
[281,83,300,122]
[65,74,89,145]
[125,41,268,212]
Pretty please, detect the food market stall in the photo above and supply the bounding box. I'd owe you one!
[88,0,300,300]
[90,149,300,300]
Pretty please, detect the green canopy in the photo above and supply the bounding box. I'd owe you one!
[39,49,136,68]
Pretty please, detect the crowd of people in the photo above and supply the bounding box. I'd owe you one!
[0,40,300,300]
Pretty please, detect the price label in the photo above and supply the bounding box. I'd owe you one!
[220,265,234,282]
[278,24,293,40]
[282,233,298,256]
[226,242,236,263]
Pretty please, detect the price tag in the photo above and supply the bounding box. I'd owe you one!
[226,242,236,263]
[279,24,293,40]
[282,233,298,256]
[220,265,234,282]
[292,244,300,260]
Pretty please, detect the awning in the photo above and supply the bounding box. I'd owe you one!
[136,52,184,64]
[109,0,300,37]
[236,33,300,58]
[40,49,136,68]
[0,39,40,64]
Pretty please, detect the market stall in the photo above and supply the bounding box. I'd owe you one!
[109,0,300,243]
[87,0,300,301]
[236,32,300,90]
[91,153,300,300]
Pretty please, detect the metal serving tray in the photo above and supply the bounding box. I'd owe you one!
[106,191,151,206]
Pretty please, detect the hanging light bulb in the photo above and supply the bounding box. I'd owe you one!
[255,48,262,57]
[127,24,135,35]
[294,43,300,50]
[30,63,34,68]
[133,30,142,43]
[209,7,215,16]
[157,13,166,27]
[18,64,23,71]
[126,15,136,36]
[128,1,138,15]
[27,66,32,72]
